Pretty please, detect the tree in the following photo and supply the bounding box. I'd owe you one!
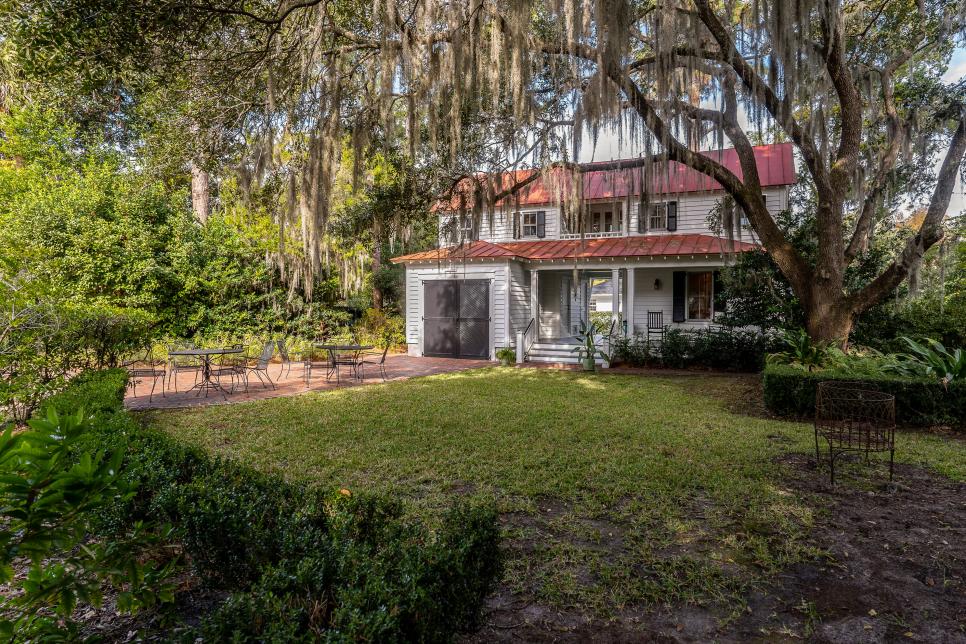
[7,0,965,343]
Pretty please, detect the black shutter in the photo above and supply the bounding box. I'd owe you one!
[672,271,686,323]
[638,202,647,233]
[513,212,520,239]
[667,201,678,232]
[713,270,726,316]
[536,211,546,238]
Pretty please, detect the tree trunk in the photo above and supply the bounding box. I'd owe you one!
[371,217,384,311]
[191,161,210,224]
[803,289,855,347]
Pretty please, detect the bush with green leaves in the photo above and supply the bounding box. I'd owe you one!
[762,363,966,427]
[41,369,503,640]
[766,328,840,372]
[639,327,780,372]
[885,337,966,386]
[0,408,177,640]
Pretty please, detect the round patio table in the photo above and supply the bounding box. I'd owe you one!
[168,347,245,398]
[313,344,374,382]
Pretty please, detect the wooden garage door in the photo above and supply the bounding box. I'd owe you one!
[423,280,489,358]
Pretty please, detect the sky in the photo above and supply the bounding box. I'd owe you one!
[576,47,966,217]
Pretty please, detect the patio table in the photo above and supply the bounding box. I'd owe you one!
[168,347,245,398]
[313,344,374,382]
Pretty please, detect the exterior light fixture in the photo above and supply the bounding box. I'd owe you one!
[654,278,662,290]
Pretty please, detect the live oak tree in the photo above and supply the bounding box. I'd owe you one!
[6,0,966,342]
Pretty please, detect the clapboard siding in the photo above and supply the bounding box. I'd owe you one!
[440,187,788,244]
[404,262,508,357]
[630,267,720,333]
[507,263,531,341]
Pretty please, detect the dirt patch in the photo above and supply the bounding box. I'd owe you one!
[465,456,966,643]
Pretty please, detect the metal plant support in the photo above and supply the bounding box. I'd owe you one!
[814,381,896,484]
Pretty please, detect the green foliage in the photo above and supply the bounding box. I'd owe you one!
[495,346,516,363]
[762,363,966,427]
[352,308,406,349]
[571,321,610,367]
[41,370,502,640]
[618,327,780,372]
[766,328,839,372]
[888,336,966,386]
[851,295,966,353]
[0,407,176,640]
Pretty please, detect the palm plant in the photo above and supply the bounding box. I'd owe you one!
[887,337,966,387]
[571,321,610,371]
[766,328,837,372]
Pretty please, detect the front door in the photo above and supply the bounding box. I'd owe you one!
[423,280,490,358]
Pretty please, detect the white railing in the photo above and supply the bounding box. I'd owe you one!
[559,230,624,240]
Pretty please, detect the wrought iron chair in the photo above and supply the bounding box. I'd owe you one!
[646,311,664,346]
[360,346,391,382]
[210,352,244,394]
[329,348,363,384]
[303,347,331,387]
[276,338,301,379]
[166,344,202,393]
[815,381,896,484]
[245,341,277,390]
[123,350,166,402]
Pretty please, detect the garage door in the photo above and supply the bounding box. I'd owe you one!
[423,279,490,358]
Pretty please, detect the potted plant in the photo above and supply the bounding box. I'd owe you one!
[495,346,516,366]
[572,321,610,371]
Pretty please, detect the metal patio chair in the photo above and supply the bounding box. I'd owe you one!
[245,341,277,390]
[123,350,166,402]
[276,338,301,379]
[303,347,332,387]
[360,345,391,382]
[166,343,202,393]
[330,348,363,384]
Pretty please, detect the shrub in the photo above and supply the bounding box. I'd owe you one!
[762,363,966,427]
[0,407,177,640]
[653,327,781,372]
[40,370,503,640]
[610,333,653,367]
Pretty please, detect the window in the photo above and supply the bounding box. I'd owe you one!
[687,272,713,320]
[522,212,538,237]
[648,203,667,230]
[585,203,622,233]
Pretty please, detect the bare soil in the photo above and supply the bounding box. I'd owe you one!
[466,455,966,643]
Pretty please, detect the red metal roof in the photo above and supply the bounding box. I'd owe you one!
[391,234,757,263]
[438,143,794,210]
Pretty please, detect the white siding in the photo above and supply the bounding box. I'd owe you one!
[507,263,531,339]
[440,186,788,244]
[630,266,725,333]
[404,262,509,358]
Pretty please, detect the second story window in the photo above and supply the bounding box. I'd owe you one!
[522,212,538,237]
[639,201,677,232]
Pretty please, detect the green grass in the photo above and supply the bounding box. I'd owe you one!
[143,367,966,616]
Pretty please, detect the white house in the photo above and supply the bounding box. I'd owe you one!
[391,143,794,363]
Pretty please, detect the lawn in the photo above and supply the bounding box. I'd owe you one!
[143,367,966,637]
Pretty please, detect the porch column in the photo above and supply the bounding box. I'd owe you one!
[611,268,620,333]
[624,268,635,336]
[530,268,539,342]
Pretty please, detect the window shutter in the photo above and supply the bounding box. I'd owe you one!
[637,202,646,233]
[667,201,678,231]
[536,211,546,238]
[513,212,520,239]
[713,270,726,316]
[672,271,686,323]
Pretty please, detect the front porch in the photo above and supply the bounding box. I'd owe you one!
[517,263,724,364]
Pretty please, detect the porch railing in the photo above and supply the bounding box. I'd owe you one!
[523,317,536,361]
[559,230,623,240]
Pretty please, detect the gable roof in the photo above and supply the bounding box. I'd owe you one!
[439,143,795,210]
[391,234,758,264]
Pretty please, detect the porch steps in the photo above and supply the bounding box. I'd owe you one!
[526,341,607,366]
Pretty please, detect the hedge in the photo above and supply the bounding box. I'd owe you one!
[762,364,966,427]
[40,370,502,641]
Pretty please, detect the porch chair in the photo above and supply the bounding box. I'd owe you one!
[359,345,391,382]
[123,350,166,402]
[646,311,664,346]
[166,344,202,393]
[245,341,278,390]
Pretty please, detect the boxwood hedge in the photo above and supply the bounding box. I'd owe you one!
[40,370,502,641]
[762,363,966,427]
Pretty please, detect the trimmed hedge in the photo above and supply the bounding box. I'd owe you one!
[762,364,966,427]
[40,370,502,640]
[611,327,781,372]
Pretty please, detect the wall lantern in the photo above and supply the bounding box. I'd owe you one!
[654,278,662,290]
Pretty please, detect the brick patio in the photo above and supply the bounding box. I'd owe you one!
[124,354,493,411]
